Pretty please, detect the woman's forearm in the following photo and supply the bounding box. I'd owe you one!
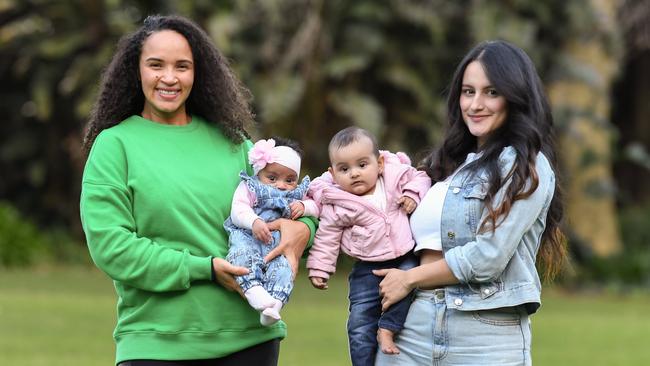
[376,257,461,311]
[296,215,318,249]
[405,259,460,290]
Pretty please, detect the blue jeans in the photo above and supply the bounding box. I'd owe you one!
[375,289,532,366]
[226,229,293,304]
[347,252,418,366]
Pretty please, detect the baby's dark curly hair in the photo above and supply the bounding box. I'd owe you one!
[271,136,304,158]
[83,14,253,154]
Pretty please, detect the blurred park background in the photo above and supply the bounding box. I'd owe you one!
[1,0,649,365]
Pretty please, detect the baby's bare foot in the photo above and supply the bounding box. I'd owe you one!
[377,328,400,354]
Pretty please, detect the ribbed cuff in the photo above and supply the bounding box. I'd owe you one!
[187,255,212,282]
[297,216,318,257]
[210,256,217,282]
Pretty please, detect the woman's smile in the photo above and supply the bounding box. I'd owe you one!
[139,30,195,125]
[460,61,508,147]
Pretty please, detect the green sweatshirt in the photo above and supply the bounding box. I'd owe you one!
[80,115,314,363]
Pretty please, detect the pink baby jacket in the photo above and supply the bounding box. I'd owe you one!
[306,151,431,279]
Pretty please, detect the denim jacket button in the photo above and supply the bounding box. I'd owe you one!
[454,298,463,306]
[447,231,455,239]
[452,187,461,194]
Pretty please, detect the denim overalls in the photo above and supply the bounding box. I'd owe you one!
[224,172,310,304]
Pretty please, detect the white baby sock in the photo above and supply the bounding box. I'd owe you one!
[260,299,283,326]
[244,286,276,311]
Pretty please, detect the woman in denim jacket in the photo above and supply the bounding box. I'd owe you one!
[374,40,567,365]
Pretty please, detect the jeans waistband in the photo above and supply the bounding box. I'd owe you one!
[415,288,446,303]
[415,289,530,316]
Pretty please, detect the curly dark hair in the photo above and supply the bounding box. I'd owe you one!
[82,14,253,154]
[420,40,566,280]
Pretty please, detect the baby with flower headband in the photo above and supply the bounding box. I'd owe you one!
[223,137,318,326]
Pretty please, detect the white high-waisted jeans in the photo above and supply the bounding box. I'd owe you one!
[375,289,532,366]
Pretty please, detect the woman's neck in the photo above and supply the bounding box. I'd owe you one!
[141,109,190,126]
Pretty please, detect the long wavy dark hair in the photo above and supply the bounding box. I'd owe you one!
[82,14,253,154]
[421,40,566,280]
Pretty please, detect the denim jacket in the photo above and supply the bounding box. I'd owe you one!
[442,146,555,314]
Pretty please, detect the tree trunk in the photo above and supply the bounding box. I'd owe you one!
[547,0,623,256]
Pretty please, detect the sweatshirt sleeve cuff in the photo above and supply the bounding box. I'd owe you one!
[188,255,212,282]
[297,216,318,254]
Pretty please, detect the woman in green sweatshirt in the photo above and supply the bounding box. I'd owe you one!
[80,15,316,366]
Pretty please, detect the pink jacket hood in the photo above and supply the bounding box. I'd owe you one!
[306,150,431,279]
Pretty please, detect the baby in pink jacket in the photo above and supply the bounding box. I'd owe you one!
[306,127,431,365]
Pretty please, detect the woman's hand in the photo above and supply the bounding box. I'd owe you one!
[373,268,414,312]
[212,257,249,297]
[264,218,310,278]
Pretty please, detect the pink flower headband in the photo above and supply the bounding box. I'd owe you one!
[248,138,301,176]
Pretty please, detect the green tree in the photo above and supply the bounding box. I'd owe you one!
[205,0,469,175]
[0,0,151,234]
[545,0,623,256]
[0,0,627,265]
[213,0,625,257]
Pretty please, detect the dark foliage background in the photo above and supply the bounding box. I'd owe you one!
[1,0,648,285]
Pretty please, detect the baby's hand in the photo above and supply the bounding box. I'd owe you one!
[310,276,329,290]
[397,196,417,214]
[252,219,272,244]
[289,201,305,220]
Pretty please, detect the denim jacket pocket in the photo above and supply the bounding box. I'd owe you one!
[467,281,501,299]
[479,282,500,299]
[463,182,489,233]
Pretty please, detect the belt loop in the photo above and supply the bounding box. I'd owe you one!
[433,288,445,303]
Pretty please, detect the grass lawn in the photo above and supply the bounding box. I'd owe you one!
[1,266,649,365]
